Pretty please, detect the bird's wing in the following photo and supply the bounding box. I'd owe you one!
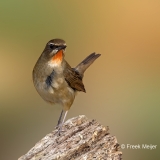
[64,61,86,92]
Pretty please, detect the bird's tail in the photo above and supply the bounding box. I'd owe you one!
[75,52,101,76]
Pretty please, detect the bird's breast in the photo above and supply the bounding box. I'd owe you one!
[34,75,75,107]
[33,59,75,108]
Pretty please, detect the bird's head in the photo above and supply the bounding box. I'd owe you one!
[42,39,67,66]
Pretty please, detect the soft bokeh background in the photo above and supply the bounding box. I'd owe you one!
[0,1,160,159]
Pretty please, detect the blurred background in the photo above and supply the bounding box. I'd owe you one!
[0,0,160,159]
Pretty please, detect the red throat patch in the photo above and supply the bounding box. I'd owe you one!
[52,50,63,63]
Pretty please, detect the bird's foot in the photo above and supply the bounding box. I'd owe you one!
[56,125,66,136]
[55,125,59,129]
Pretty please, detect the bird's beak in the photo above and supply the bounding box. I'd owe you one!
[57,45,67,51]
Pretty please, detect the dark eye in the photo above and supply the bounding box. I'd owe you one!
[49,43,54,49]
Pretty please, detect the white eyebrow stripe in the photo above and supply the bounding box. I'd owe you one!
[48,42,54,45]
[48,42,66,46]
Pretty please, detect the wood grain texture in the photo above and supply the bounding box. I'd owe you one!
[18,115,122,160]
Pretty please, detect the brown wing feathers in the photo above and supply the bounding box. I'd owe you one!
[64,62,86,92]
[63,53,100,92]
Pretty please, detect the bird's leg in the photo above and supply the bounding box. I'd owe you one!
[55,109,63,129]
[61,110,68,126]
[58,110,68,135]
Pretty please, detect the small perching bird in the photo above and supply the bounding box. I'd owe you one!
[32,39,101,134]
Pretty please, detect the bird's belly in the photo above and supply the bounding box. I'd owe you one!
[36,80,75,109]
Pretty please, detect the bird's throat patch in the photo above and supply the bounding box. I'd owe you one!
[52,50,63,64]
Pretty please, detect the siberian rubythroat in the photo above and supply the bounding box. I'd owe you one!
[32,39,101,133]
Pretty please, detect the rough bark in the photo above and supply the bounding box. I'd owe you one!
[18,115,122,160]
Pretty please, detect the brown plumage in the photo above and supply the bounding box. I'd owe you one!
[64,62,85,92]
[32,39,101,134]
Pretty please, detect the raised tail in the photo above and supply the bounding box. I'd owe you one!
[75,52,101,75]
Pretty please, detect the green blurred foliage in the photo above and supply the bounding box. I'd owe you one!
[0,1,160,159]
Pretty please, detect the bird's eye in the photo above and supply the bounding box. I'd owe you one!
[49,43,54,49]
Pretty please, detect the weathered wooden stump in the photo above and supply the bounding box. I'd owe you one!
[18,115,122,160]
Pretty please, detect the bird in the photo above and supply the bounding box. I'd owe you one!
[32,39,101,134]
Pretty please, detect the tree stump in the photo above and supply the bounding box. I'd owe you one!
[18,115,122,160]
